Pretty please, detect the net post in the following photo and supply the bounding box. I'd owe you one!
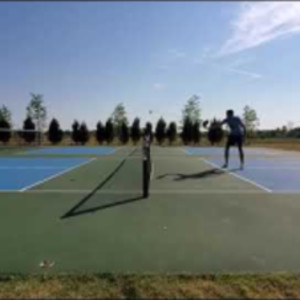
[143,157,149,198]
[142,134,151,198]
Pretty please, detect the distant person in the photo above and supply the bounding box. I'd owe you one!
[221,110,246,170]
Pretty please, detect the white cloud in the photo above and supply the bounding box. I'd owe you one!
[211,59,262,80]
[153,83,165,90]
[227,67,262,79]
[220,2,300,56]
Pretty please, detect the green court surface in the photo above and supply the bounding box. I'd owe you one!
[1,146,300,274]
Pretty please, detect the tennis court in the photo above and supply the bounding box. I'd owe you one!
[1,145,300,274]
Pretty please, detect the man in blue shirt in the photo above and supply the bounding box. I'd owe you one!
[221,110,247,170]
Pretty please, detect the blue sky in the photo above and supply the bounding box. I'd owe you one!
[1,1,300,130]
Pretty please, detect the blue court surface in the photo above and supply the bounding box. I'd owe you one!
[24,146,115,156]
[0,157,91,191]
[185,147,300,193]
[205,156,300,193]
[186,147,284,156]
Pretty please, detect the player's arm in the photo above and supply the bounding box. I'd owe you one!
[220,119,227,127]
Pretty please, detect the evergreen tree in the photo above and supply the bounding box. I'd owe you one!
[79,122,89,145]
[105,118,114,144]
[119,122,129,144]
[71,120,80,145]
[155,118,167,145]
[0,118,11,143]
[192,121,201,144]
[48,118,63,144]
[96,121,105,144]
[22,117,36,144]
[181,117,193,145]
[131,118,141,145]
[207,119,224,145]
[167,122,177,145]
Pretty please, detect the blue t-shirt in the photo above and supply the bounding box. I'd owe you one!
[222,116,244,136]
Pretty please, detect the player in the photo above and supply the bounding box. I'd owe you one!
[221,110,246,170]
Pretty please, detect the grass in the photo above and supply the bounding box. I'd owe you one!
[1,273,300,298]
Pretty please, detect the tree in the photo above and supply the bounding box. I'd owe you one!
[48,118,63,144]
[131,118,141,145]
[26,94,47,145]
[119,122,129,144]
[0,105,12,143]
[105,118,114,144]
[71,120,81,145]
[207,119,224,145]
[181,117,193,145]
[0,118,11,143]
[155,118,167,145]
[192,121,201,144]
[182,94,201,124]
[22,117,36,144]
[167,122,177,145]
[111,103,128,136]
[79,122,89,145]
[0,105,12,124]
[96,121,105,144]
[243,105,259,138]
[144,122,153,143]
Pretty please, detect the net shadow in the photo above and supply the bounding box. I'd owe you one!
[61,194,144,218]
[61,147,146,219]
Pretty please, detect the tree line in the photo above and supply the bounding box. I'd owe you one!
[0,93,264,146]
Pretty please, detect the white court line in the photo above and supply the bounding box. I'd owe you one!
[0,189,23,193]
[19,158,97,192]
[0,189,268,194]
[0,166,64,170]
[201,158,272,193]
[243,167,300,170]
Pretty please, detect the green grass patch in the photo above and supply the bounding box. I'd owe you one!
[1,273,300,298]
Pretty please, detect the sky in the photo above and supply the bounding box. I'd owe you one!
[1,1,300,130]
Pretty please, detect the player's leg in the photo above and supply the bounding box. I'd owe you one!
[223,137,231,168]
[237,136,244,169]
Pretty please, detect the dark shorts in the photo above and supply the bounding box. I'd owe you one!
[227,134,244,147]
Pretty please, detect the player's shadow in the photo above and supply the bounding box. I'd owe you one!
[156,168,240,181]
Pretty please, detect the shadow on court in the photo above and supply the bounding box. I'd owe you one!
[156,168,240,181]
[61,149,145,219]
[61,194,144,219]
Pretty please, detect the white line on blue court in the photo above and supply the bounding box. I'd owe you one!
[201,158,273,193]
[19,158,97,192]
[0,166,65,170]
